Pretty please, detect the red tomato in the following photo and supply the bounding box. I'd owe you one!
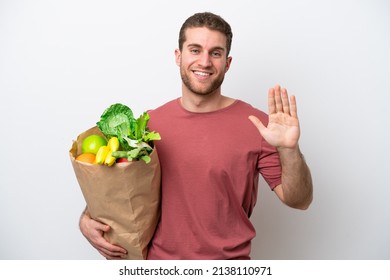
[116,158,129,163]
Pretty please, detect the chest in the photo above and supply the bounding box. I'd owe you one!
[155,114,263,172]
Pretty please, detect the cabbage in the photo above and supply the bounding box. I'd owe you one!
[96,103,160,163]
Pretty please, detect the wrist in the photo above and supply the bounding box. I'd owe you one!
[277,146,307,167]
[79,207,90,230]
[277,145,301,158]
[83,207,90,218]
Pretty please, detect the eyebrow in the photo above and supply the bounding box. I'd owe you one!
[186,43,226,52]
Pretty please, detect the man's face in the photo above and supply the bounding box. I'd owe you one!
[175,27,232,96]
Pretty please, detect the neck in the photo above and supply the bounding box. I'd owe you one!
[180,88,235,113]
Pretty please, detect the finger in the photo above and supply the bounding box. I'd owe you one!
[93,236,128,257]
[89,219,110,232]
[248,115,266,135]
[99,249,126,260]
[290,95,298,118]
[268,88,276,115]
[281,87,290,115]
[273,85,283,112]
[98,244,127,259]
[104,243,128,255]
[92,228,128,255]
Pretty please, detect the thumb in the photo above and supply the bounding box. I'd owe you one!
[248,115,266,134]
[90,219,110,233]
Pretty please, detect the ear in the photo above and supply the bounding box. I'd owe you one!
[225,56,233,73]
[175,49,181,66]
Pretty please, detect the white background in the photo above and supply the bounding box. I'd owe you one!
[0,0,389,260]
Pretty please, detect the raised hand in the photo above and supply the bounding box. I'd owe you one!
[249,85,300,149]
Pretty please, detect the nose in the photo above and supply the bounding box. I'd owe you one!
[198,52,212,67]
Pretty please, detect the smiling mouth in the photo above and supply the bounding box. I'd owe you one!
[193,71,211,77]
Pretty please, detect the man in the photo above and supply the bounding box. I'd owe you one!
[79,12,313,260]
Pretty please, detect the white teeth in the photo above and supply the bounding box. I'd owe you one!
[194,71,210,76]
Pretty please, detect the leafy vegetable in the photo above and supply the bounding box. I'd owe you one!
[96,103,160,163]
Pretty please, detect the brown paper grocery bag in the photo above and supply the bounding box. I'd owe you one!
[69,126,161,259]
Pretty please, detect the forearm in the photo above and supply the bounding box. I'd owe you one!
[278,145,313,209]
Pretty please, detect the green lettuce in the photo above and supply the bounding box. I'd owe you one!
[96,103,160,163]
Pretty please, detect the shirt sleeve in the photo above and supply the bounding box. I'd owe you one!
[258,136,282,190]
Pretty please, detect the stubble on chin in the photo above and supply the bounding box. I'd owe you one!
[180,68,224,96]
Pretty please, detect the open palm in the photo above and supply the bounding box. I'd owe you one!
[249,85,300,149]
